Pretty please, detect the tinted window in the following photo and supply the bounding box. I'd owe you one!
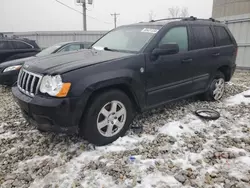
[60,44,81,52]
[192,26,214,50]
[159,27,188,51]
[13,41,32,49]
[0,41,13,50]
[214,26,232,46]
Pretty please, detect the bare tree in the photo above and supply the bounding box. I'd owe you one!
[168,6,180,18]
[168,6,189,18]
[149,10,156,21]
[180,7,189,17]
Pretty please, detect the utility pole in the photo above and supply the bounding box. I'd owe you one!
[82,0,87,31]
[111,12,120,28]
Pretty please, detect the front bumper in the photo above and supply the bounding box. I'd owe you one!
[0,70,19,86]
[12,86,83,133]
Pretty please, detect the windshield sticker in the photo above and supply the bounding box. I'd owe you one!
[141,28,159,34]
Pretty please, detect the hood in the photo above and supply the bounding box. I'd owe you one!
[0,56,36,68]
[23,49,135,75]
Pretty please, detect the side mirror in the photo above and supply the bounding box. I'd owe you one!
[152,43,179,56]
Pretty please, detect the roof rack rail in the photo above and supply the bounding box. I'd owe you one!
[182,16,220,22]
[149,16,220,23]
[150,17,189,22]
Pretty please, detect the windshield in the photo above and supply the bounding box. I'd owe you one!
[92,25,161,53]
[36,44,63,57]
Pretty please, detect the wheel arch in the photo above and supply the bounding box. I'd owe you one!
[217,65,232,82]
[75,79,144,130]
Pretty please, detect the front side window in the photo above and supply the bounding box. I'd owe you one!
[92,26,162,53]
[13,41,32,49]
[159,27,188,51]
[60,44,81,52]
[192,26,214,50]
[214,26,232,46]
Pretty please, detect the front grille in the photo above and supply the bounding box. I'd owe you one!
[17,69,42,97]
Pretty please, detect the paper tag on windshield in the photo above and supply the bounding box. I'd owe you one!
[141,28,159,34]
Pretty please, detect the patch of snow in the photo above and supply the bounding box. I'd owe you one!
[30,134,152,188]
[188,153,203,164]
[80,171,116,188]
[18,155,55,168]
[224,147,247,153]
[0,132,17,139]
[172,157,194,170]
[159,114,206,138]
[30,150,101,188]
[159,121,192,138]
[96,134,154,152]
[237,156,250,166]
[135,173,181,188]
[226,90,250,105]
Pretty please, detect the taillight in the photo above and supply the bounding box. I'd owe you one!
[235,47,238,56]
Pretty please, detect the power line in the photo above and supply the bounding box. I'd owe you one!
[54,0,112,25]
[55,0,82,14]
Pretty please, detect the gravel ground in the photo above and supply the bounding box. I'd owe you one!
[0,70,250,188]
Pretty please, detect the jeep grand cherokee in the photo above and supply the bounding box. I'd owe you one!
[12,17,237,146]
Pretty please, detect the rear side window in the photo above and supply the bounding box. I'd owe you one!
[0,41,13,50]
[191,26,214,50]
[159,27,188,51]
[214,26,232,46]
[12,41,33,49]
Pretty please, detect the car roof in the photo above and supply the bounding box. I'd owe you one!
[0,37,32,42]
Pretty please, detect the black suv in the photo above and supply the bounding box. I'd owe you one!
[12,17,237,146]
[0,37,40,63]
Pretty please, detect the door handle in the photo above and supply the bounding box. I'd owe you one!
[212,53,220,57]
[182,58,193,63]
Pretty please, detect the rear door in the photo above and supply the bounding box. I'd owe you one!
[0,40,15,63]
[188,23,217,91]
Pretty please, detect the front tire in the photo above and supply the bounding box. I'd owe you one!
[80,89,134,146]
[203,71,225,101]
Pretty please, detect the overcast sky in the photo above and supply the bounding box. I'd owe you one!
[0,0,213,32]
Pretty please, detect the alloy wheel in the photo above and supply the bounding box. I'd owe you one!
[97,100,127,137]
[213,78,225,100]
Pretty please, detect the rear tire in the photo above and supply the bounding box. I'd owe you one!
[202,71,225,101]
[80,89,134,146]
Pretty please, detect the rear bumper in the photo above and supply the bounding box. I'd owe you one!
[229,64,236,81]
[12,86,84,133]
[0,70,18,86]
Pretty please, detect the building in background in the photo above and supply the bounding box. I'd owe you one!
[213,0,250,69]
[213,0,250,19]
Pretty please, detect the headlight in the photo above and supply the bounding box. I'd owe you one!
[3,65,22,72]
[40,75,71,97]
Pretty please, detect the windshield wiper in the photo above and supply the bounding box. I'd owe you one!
[103,47,119,52]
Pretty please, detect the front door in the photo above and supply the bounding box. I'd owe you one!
[145,25,195,107]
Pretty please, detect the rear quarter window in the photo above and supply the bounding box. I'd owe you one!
[12,41,33,49]
[214,26,232,46]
